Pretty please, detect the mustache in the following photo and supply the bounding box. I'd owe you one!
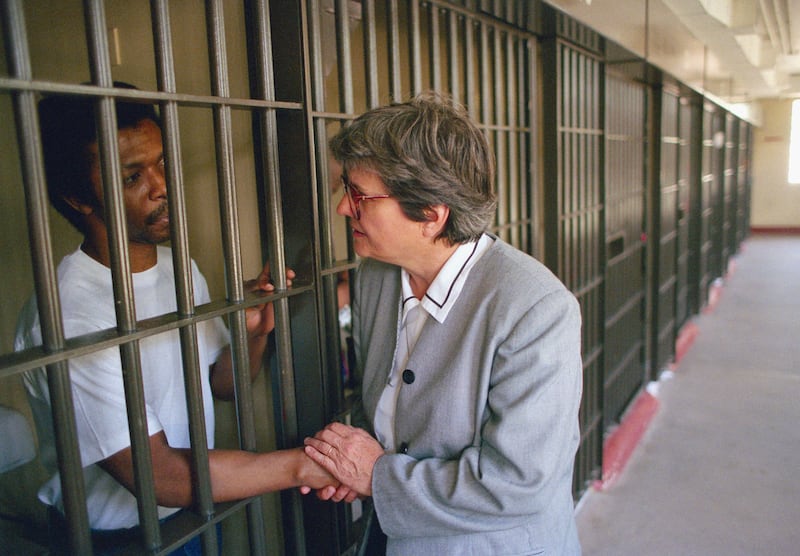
[145,202,169,225]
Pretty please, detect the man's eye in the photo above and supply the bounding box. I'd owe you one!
[123,172,141,185]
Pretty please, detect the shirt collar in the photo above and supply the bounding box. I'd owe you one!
[400,233,494,324]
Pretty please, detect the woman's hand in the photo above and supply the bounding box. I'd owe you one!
[304,422,384,497]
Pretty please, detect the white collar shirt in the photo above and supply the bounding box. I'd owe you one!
[372,233,495,452]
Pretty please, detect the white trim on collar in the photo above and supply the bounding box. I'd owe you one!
[400,233,494,324]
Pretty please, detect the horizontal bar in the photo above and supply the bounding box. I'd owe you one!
[0,282,314,378]
[0,77,302,110]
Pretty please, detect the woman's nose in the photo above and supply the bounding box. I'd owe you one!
[336,193,352,217]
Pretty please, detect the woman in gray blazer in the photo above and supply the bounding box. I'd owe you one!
[305,92,583,555]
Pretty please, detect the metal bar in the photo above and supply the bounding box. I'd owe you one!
[205,0,256,553]
[0,76,302,110]
[387,0,402,102]
[517,39,542,254]
[464,14,476,117]
[270,0,307,551]
[428,2,441,91]
[493,27,507,241]
[244,0,296,552]
[150,2,223,553]
[506,32,518,248]
[1,2,93,553]
[308,0,334,269]
[307,0,326,115]
[362,0,380,108]
[479,21,490,130]
[335,0,354,113]
[447,10,460,105]
[85,0,163,549]
[409,0,422,96]
[2,284,308,380]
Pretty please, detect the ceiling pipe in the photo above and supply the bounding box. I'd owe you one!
[771,0,793,54]
[759,0,782,53]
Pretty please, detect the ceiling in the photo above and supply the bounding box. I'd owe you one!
[545,0,800,110]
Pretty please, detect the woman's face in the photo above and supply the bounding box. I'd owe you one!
[335,167,425,267]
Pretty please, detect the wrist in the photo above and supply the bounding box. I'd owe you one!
[291,447,310,486]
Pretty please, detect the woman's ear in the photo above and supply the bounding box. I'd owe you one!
[421,204,449,238]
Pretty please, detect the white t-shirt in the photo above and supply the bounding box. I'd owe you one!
[16,246,229,530]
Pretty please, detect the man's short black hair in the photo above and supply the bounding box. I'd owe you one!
[38,81,161,233]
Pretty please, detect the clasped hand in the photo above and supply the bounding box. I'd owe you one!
[302,422,384,503]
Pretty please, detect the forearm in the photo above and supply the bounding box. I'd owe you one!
[152,447,318,508]
[207,447,313,502]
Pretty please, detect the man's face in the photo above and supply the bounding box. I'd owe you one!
[86,118,169,245]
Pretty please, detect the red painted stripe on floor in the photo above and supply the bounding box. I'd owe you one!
[750,226,800,235]
[674,321,699,366]
[596,391,660,491]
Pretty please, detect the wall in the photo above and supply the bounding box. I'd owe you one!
[751,98,800,229]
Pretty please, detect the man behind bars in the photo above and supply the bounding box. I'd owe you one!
[14,83,333,554]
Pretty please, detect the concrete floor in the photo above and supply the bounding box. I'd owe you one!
[576,234,800,556]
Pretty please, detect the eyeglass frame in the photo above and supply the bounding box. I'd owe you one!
[341,175,391,220]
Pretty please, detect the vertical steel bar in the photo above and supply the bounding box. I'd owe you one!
[362,0,380,108]
[464,14,476,117]
[85,0,162,549]
[479,21,490,129]
[1,2,92,553]
[335,0,355,113]
[248,0,306,552]
[506,32,518,247]
[521,37,534,254]
[308,0,334,269]
[387,0,402,102]
[578,52,585,288]
[246,0,297,552]
[493,27,507,241]
[428,2,441,91]
[447,9,460,102]
[409,0,422,96]
[206,0,272,553]
[150,3,224,553]
[479,15,492,236]
[305,0,345,443]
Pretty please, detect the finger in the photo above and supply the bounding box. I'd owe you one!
[299,486,311,495]
[344,491,358,503]
[316,485,337,501]
[304,442,333,465]
[331,484,352,503]
[326,421,354,436]
[313,428,342,444]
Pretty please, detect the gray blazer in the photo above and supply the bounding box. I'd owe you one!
[351,237,583,555]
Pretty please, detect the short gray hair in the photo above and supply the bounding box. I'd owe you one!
[329,91,496,244]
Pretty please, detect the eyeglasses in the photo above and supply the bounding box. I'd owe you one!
[341,176,390,220]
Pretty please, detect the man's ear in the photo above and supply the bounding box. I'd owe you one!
[64,195,95,216]
[421,204,449,238]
